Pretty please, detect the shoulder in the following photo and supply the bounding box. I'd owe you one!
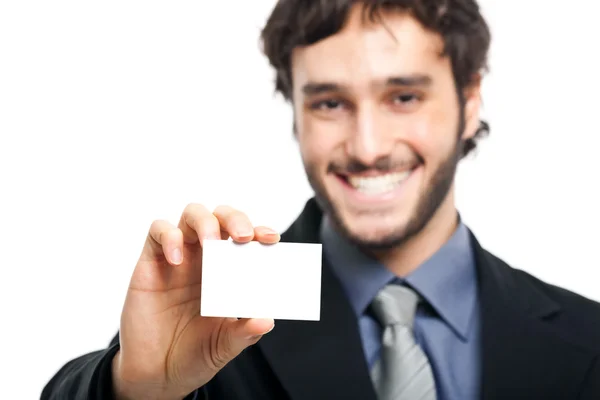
[485,249,600,351]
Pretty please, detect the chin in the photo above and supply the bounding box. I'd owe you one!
[334,207,416,250]
[309,159,451,250]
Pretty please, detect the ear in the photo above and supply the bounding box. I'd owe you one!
[461,74,482,141]
[292,117,298,140]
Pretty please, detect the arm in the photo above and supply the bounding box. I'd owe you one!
[579,355,600,400]
[41,204,274,400]
[41,333,204,400]
[40,334,121,400]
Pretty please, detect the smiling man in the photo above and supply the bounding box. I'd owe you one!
[291,6,479,272]
[42,1,600,400]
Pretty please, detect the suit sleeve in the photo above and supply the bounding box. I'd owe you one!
[579,355,600,400]
[40,333,203,400]
[40,333,122,400]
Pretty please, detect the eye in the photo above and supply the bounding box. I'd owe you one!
[310,99,345,111]
[393,93,419,104]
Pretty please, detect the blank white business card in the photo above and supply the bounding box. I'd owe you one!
[200,240,323,321]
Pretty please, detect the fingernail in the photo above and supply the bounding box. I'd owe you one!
[265,323,275,333]
[245,323,274,340]
[259,323,275,336]
[171,248,182,264]
[202,234,220,243]
[236,229,253,238]
[264,228,279,236]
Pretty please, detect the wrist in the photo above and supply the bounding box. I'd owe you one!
[112,351,185,400]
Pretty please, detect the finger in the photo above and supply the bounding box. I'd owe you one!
[229,318,275,350]
[179,203,221,245]
[252,226,280,244]
[204,317,274,372]
[213,205,254,243]
[220,230,230,241]
[145,220,185,265]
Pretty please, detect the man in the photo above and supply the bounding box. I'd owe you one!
[42,0,600,399]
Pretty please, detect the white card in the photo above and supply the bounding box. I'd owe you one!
[200,240,323,321]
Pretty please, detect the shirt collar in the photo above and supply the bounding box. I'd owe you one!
[320,215,477,341]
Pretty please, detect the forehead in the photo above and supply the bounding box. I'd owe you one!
[291,7,450,90]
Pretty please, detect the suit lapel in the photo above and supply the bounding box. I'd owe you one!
[258,199,377,400]
[473,235,595,399]
[258,199,596,399]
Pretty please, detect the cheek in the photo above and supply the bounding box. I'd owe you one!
[408,106,459,160]
[297,128,331,172]
[297,114,346,167]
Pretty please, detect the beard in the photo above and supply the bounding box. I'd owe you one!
[304,114,465,251]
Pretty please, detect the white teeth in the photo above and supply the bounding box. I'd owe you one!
[347,171,411,195]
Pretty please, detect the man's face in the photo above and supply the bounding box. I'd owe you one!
[291,6,481,249]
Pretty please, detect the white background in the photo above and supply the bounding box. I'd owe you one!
[1,1,599,398]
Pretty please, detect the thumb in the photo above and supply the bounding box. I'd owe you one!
[217,318,274,367]
[231,317,274,343]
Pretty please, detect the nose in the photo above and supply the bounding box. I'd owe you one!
[345,103,392,166]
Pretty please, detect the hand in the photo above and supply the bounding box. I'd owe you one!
[112,204,278,400]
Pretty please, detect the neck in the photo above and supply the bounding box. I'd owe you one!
[373,188,459,277]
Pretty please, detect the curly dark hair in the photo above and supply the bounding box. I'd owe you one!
[260,0,492,157]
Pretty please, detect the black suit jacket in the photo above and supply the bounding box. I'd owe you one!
[42,198,600,399]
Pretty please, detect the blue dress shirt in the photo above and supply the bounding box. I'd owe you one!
[320,216,481,400]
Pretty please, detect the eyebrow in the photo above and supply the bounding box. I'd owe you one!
[301,74,432,96]
[302,82,341,96]
[386,75,432,87]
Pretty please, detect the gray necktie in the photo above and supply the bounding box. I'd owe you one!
[370,284,437,400]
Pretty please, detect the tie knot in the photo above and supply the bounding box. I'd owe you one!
[371,284,419,327]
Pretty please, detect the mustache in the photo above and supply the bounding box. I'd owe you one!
[327,154,423,175]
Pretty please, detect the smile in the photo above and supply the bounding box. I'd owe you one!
[335,166,419,204]
[346,171,412,195]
